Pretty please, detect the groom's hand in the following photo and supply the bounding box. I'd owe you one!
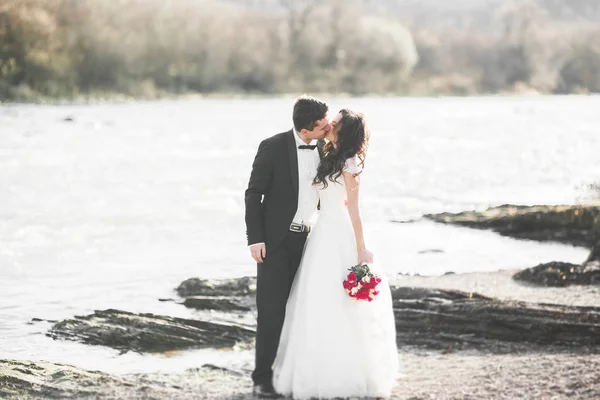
[250,243,266,263]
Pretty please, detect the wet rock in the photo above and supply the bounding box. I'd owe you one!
[182,296,252,312]
[397,272,422,277]
[199,364,244,376]
[418,248,445,254]
[424,204,599,247]
[0,359,243,399]
[391,287,490,301]
[513,261,600,287]
[391,287,600,351]
[47,309,254,353]
[176,277,256,297]
[0,359,129,399]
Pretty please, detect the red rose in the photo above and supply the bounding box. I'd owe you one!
[343,281,354,290]
[365,278,376,289]
[348,271,357,282]
[368,277,379,289]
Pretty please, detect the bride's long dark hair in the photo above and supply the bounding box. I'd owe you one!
[313,109,369,188]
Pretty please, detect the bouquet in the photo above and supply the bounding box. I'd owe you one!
[342,263,382,301]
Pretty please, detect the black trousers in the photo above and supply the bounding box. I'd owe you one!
[251,230,308,386]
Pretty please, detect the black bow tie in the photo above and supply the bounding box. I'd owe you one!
[298,144,317,150]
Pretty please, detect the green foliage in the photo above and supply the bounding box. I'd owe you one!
[349,263,374,282]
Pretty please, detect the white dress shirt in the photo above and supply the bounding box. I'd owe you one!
[292,129,320,226]
[249,129,319,249]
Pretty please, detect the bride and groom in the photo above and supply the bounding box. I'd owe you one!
[245,96,398,399]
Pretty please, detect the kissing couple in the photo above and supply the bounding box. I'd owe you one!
[245,96,399,399]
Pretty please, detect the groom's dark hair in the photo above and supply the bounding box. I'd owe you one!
[293,95,328,132]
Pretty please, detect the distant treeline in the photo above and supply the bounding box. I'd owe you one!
[0,0,599,101]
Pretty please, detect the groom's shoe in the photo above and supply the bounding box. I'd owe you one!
[252,382,283,398]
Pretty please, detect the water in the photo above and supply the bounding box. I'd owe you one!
[0,95,598,374]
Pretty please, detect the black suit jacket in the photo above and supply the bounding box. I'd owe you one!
[245,130,301,253]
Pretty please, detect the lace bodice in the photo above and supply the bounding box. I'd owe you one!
[317,157,361,216]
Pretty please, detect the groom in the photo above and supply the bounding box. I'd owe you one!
[245,96,330,398]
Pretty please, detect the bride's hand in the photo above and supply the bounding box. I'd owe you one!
[358,249,374,264]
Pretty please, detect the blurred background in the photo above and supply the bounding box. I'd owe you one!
[0,0,599,380]
[1,0,600,100]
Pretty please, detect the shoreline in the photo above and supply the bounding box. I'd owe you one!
[393,269,599,307]
[2,92,597,107]
[2,273,598,399]
[2,202,599,398]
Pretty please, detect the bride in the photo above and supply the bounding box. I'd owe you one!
[272,109,399,399]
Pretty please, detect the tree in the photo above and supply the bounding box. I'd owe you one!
[281,0,320,62]
[557,29,600,94]
[0,0,71,95]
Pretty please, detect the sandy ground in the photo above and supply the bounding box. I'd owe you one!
[179,350,600,400]
[391,351,600,400]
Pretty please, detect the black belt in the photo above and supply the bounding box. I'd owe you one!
[289,222,311,233]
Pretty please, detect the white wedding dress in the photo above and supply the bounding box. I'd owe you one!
[273,158,399,399]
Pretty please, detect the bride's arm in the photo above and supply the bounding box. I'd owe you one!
[343,171,374,264]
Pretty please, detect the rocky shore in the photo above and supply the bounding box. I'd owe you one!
[0,358,249,400]
[3,204,600,399]
[47,309,255,353]
[424,204,599,247]
[3,273,599,399]
[43,278,600,355]
[425,204,600,287]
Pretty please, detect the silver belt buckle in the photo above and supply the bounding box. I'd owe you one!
[290,222,310,233]
[290,222,303,232]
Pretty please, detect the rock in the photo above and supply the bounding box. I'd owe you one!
[513,261,600,287]
[176,277,257,297]
[424,204,599,247]
[0,359,244,399]
[587,240,600,263]
[199,364,244,376]
[391,286,490,301]
[47,309,254,353]
[0,359,133,399]
[182,296,252,312]
[418,249,445,254]
[28,318,57,325]
[397,272,421,277]
[391,287,600,351]
[63,116,74,122]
